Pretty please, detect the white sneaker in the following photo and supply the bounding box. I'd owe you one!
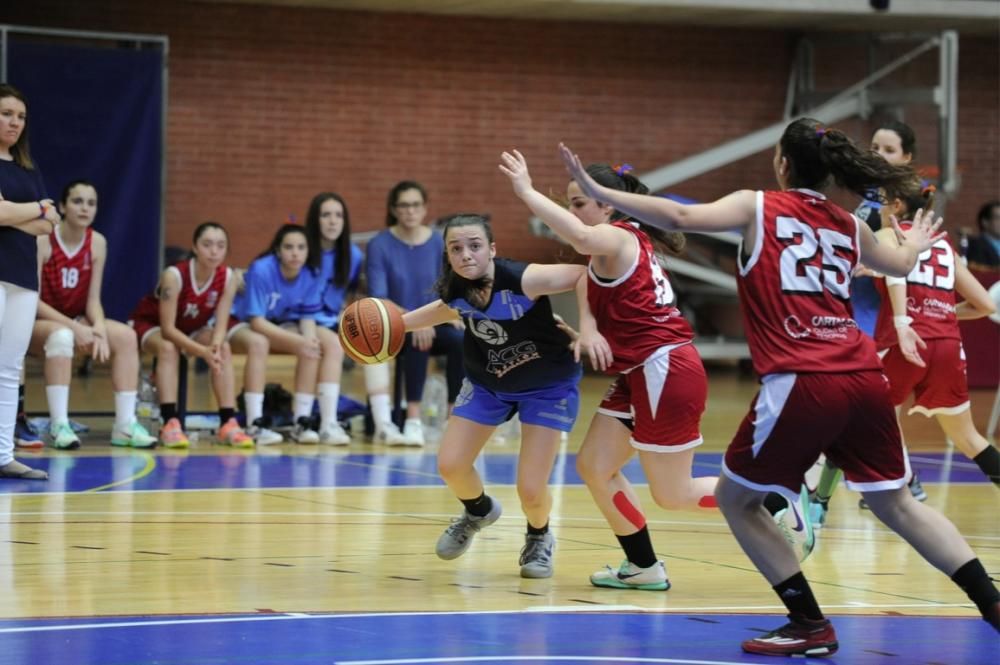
[403,418,425,447]
[247,424,283,446]
[319,422,350,446]
[291,417,319,444]
[590,560,670,591]
[49,420,81,450]
[374,421,407,446]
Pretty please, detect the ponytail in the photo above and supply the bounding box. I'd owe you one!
[782,118,920,204]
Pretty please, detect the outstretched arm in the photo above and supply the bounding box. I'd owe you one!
[499,150,630,258]
[521,263,585,300]
[558,143,757,234]
[953,259,996,320]
[403,300,460,332]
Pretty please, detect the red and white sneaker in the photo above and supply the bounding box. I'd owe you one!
[742,614,838,657]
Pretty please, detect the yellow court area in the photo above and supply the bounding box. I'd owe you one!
[4,356,997,625]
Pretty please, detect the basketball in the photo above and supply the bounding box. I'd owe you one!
[339,298,406,365]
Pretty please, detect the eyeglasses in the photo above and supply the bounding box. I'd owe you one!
[394,202,424,210]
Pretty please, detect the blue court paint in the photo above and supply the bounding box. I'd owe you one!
[0,452,988,494]
[0,611,994,665]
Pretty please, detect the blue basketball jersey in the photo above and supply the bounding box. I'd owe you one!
[315,243,363,328]
[233,254,322,323]
[447,258,579,393]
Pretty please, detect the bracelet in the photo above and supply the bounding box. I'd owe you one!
[893,315,914,329]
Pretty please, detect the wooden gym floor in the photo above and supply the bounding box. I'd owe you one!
[1,356,997,664]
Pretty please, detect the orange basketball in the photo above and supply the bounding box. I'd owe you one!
[338,298,406,365]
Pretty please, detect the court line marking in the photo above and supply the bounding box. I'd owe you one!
[81,452,157,493]
[0,603,981,635]
[337,657,745,665]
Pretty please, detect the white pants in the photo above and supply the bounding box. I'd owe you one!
[0,282,38,465]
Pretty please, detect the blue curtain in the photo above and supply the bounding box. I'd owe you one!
[8,38,163,321]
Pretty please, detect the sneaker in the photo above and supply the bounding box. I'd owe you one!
[590,559,670,591]
[859,472,927,509]
[808,496,829,530]
[773,485,816,562]
[49,420,81,450]
[319,422,350,446]
[247,420,283,446]
[741,613,838,657]
[435,497,503,560]
[290,416,319,444]
[519,532,556,579]
[111,421,157,448]
[403,418,425,447]
[218,418,254,449]
[373,421,407,446]
[14,416,44,450]
[159,417,191,449]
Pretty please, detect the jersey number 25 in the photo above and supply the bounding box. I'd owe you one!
[776,216,852,299]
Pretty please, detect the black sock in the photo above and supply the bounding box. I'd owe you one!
[763,492,788,517]
[951,558,1000,617]
[219,407,235,424]
[773,572,824,621]
[160,403,178,422]
[461,493,493,518]
[616,526,657,569]
[17,384,25,418]
[527,521,548,536]
[973,447,1000,487]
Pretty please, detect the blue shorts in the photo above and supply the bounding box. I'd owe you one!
[451,374,581,433]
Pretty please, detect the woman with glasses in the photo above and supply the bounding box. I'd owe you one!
[363,181,464,446]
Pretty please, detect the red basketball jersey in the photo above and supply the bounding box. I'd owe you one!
[131,259,230,334]
[587,221,694,374]
[738,190,881,376]
[40,227,94,319]
[873,227,959,350]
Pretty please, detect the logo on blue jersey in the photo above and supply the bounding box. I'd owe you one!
[471,318,508,346]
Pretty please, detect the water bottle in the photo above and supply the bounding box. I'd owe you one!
[137,372,160,429]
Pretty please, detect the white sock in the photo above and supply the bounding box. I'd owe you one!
[46,385,69,425]
[364,363,390,392]
[370,393,391,428]
[244,392,264,426]
[294,393,315,421]
[317,382,340,431]
[114,391,137,429]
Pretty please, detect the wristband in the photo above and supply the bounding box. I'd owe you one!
[893,315,914,329]
[38,201,48,219]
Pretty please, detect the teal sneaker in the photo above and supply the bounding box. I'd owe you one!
[49,421,81,450]
[111,421,157,449]
[774,484,816,562]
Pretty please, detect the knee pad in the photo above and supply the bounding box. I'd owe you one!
[44,327,75,358]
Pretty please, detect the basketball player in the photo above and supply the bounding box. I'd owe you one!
[560,119,1000,655]
[501,153,737,592]
[130,222,256,448]
[28,180,157,449]
[0,83,57,479]
[234,224,345,445]
[402,214,583,579]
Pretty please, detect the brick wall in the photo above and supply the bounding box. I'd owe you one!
[5,1,998,267]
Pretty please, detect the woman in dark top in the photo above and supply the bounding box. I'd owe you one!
[0,84,61,480]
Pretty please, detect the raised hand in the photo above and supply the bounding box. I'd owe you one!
[558,143,601,200]
[893,208,945,254]
[498,150,534,199]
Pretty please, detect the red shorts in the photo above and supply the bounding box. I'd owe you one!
[723,370,909,500]
[598,343,707,451]
[130,317,243,351]
[881,338,969,416]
